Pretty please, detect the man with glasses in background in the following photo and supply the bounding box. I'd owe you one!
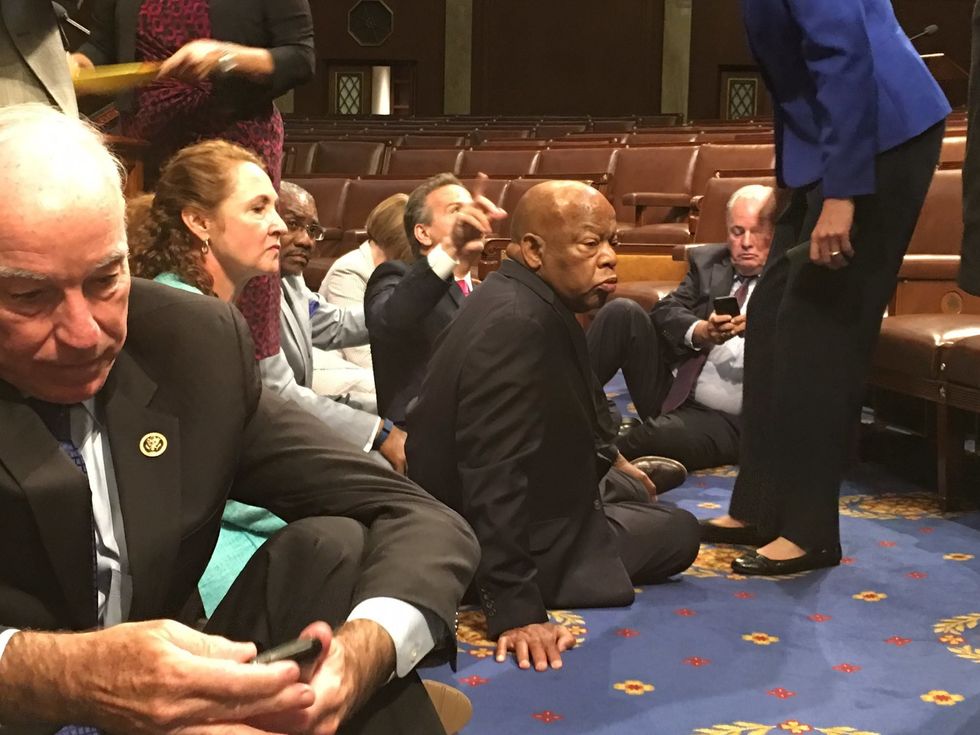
[277,181,378,413]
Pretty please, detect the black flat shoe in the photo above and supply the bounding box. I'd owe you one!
[731,545,842,576]
[699,520,767,546]
[630,455,688,494]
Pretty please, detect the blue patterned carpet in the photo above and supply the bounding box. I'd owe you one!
[426,377,980,735]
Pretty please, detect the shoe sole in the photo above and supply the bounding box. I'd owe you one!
[424,680,473,734]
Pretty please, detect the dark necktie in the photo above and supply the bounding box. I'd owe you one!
[660,275,756,414]
[28,402,103,735]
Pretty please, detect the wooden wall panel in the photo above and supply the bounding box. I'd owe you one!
[471,0,665,116]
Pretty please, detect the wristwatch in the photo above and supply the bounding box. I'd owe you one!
[372,418,394,451]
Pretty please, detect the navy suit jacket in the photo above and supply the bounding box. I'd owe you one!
[743,0,950,198]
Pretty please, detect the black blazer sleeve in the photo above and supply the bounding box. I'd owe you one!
[226,307,479,644]
[257,0,315,97]
[455,314,552,638]
[365,259,453,342]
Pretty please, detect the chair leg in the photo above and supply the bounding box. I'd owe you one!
[936,402,966,511]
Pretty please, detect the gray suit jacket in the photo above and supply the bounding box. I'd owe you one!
[265,275,378,451]
[280,274,368,388]
[0,1,77,116]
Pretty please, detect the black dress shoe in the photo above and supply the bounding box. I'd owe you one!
[630,455,687,493]
[618,417,641,438]
[731,545,842,576]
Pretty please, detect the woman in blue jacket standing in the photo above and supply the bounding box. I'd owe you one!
[702,0,951,574]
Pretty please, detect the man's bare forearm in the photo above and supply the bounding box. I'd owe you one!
[0,630,86,724]
[335,619,397,721]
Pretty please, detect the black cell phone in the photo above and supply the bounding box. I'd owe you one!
[713,295,740,317]
[252,637,323,665]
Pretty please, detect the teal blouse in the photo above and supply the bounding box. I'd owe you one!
[152,272,287,615]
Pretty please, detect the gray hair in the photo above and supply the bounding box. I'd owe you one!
[725,184,776,225]
[0,103,125,214]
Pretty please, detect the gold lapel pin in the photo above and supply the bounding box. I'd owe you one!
[139,432,168,458]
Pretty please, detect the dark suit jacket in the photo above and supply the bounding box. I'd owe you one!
[78,0,315,110]
[743,0,949,199]
[406,260,634,639]
[0,280,477,676]
[364,258,463,426]
[653,244,735,364]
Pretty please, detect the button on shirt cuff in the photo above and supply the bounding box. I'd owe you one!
[347,597,441,678]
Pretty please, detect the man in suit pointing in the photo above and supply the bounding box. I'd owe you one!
[0,104,478,734]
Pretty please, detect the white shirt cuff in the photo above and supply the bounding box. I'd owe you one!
[0,629,20,661]
[684,321,699,349]
[426,245,458,281]
[347,597,440,678]
[363,417,383,453]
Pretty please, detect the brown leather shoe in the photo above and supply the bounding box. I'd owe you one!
[424,680,473,734]
[630,456,688,494]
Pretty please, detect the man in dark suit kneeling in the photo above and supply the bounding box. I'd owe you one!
[587,185,776,471]
[0,104,478,735]
[407,180,700,674]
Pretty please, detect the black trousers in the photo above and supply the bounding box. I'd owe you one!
[599,467,701,584]
[206,517,446,735]
[728,122,945,551]
[960,0,980,295]
[587,298,741,471]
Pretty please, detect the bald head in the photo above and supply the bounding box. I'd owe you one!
[509,180,618,313]
[279,180,314,212]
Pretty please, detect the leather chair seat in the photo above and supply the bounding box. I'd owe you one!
[873,314,980,379]
[943,335,980,389]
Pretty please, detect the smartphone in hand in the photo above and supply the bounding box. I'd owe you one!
[252,637,323,666]
[713,295,740,317]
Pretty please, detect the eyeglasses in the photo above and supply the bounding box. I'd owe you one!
[284,219,326,242]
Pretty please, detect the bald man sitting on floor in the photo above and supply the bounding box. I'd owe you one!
[407,181,700,674]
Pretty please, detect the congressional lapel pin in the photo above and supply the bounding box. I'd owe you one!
[139,432,168,458]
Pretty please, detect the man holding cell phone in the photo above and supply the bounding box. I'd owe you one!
[587,185,776,473]
[0,105,479,735]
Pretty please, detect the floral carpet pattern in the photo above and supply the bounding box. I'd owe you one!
[426,377,980,734]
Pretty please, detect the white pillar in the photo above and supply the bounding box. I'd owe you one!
[372,65,391,115]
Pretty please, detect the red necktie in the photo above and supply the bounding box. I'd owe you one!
[456,279,471,297]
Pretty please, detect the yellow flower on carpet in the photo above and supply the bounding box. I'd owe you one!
[742,632,780,645]
[852,590,888,602]
[921,690,965,706]
[938,634,966,645]
[467,648,494,659]
[613,679,655,695]
[778,721,814,734]
[943,553,974,561]
[698,502,722,509]
[566,624,587,636]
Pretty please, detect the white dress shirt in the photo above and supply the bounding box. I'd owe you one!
[683,275,758,416]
